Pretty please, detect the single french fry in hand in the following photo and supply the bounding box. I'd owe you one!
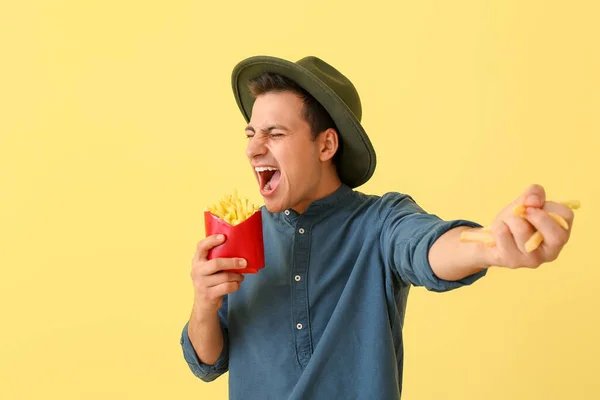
[460,229,496,247]
[560,200,580,210]
[548,212,569,230]
[513,204,527,217]
[525,231,544,253]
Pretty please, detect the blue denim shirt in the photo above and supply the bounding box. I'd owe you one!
[180,184,487,399]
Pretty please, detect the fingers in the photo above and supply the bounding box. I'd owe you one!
[499,184,545,221]
[513,184,546,208]
[507,199,575,253]
[192,235,248,273]
[192,271,245,309]
[524,207,570,256]
[194,234,226,262]
[190,233,250,312]
[208,280,243,299]
[190,257,247,311]
[203,271,245,288]
[516,202,573,254]
[502,214,537,254]
[202,257,248,275]
[491,219,546,268]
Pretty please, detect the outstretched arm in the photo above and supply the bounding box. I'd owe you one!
[428,184,575,281]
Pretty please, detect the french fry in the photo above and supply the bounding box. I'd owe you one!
[459,198,580,253]
[560,200,580,209]
[513,204,527,218]
[206,190,261,226]
[548,212,569,230]
[525,231,544,253]
[459,230,495,247]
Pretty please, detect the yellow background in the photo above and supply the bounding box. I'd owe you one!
[1,0,598,399]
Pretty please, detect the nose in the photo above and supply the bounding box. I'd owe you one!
[245,135,267,160]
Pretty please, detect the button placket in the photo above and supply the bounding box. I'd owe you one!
[292,218,313,369]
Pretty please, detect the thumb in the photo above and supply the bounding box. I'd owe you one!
[516,184,546,208]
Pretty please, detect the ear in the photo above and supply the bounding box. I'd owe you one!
[318,128,339,162]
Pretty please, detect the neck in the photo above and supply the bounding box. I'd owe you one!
[291,166,342,214]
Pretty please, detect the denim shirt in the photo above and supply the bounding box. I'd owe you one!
[180,184,487,399]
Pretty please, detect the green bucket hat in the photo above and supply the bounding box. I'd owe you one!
[231,55,376,188]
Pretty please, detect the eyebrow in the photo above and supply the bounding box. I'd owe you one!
[245,125,290,133]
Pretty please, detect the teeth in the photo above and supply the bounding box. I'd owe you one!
[255,166,279,172]
[256,166,278,192]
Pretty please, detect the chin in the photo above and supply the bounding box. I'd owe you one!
[262,197,287,214]
[264,204,284,213]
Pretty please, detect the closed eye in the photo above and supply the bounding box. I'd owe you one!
[245,131,284,140]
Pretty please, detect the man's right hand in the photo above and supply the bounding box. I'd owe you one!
[191,234,246,316]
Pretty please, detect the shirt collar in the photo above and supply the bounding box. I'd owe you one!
[280,183,355,225]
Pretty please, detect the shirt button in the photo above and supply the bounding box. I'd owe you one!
[294,275,301,282]
[298,228,305,234]
[296,323,303,330]
[284,210,290,215]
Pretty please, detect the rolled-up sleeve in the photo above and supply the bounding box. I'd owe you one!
[379,192,487,292]
[180,297,229,382]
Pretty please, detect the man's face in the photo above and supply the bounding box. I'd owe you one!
[245,91,323,213]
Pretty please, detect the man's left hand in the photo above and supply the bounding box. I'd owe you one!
[486,184,575,269]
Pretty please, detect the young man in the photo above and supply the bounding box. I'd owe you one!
[180,56,575,399]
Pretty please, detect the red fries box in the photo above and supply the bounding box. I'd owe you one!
[204,195,265,274]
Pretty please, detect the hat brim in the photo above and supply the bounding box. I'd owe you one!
[231,56,376,188]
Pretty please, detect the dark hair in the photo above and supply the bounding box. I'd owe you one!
[248,72,338,142]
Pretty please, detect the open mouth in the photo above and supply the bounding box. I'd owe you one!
[255,166,281,195]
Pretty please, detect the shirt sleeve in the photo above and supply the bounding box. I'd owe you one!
[379,192,488,292]
[180,295,229,382]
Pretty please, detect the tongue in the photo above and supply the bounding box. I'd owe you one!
[268,170,281,189]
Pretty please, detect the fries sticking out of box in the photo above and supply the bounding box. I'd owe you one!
[204,190,265,274]
[207,191,261,225]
